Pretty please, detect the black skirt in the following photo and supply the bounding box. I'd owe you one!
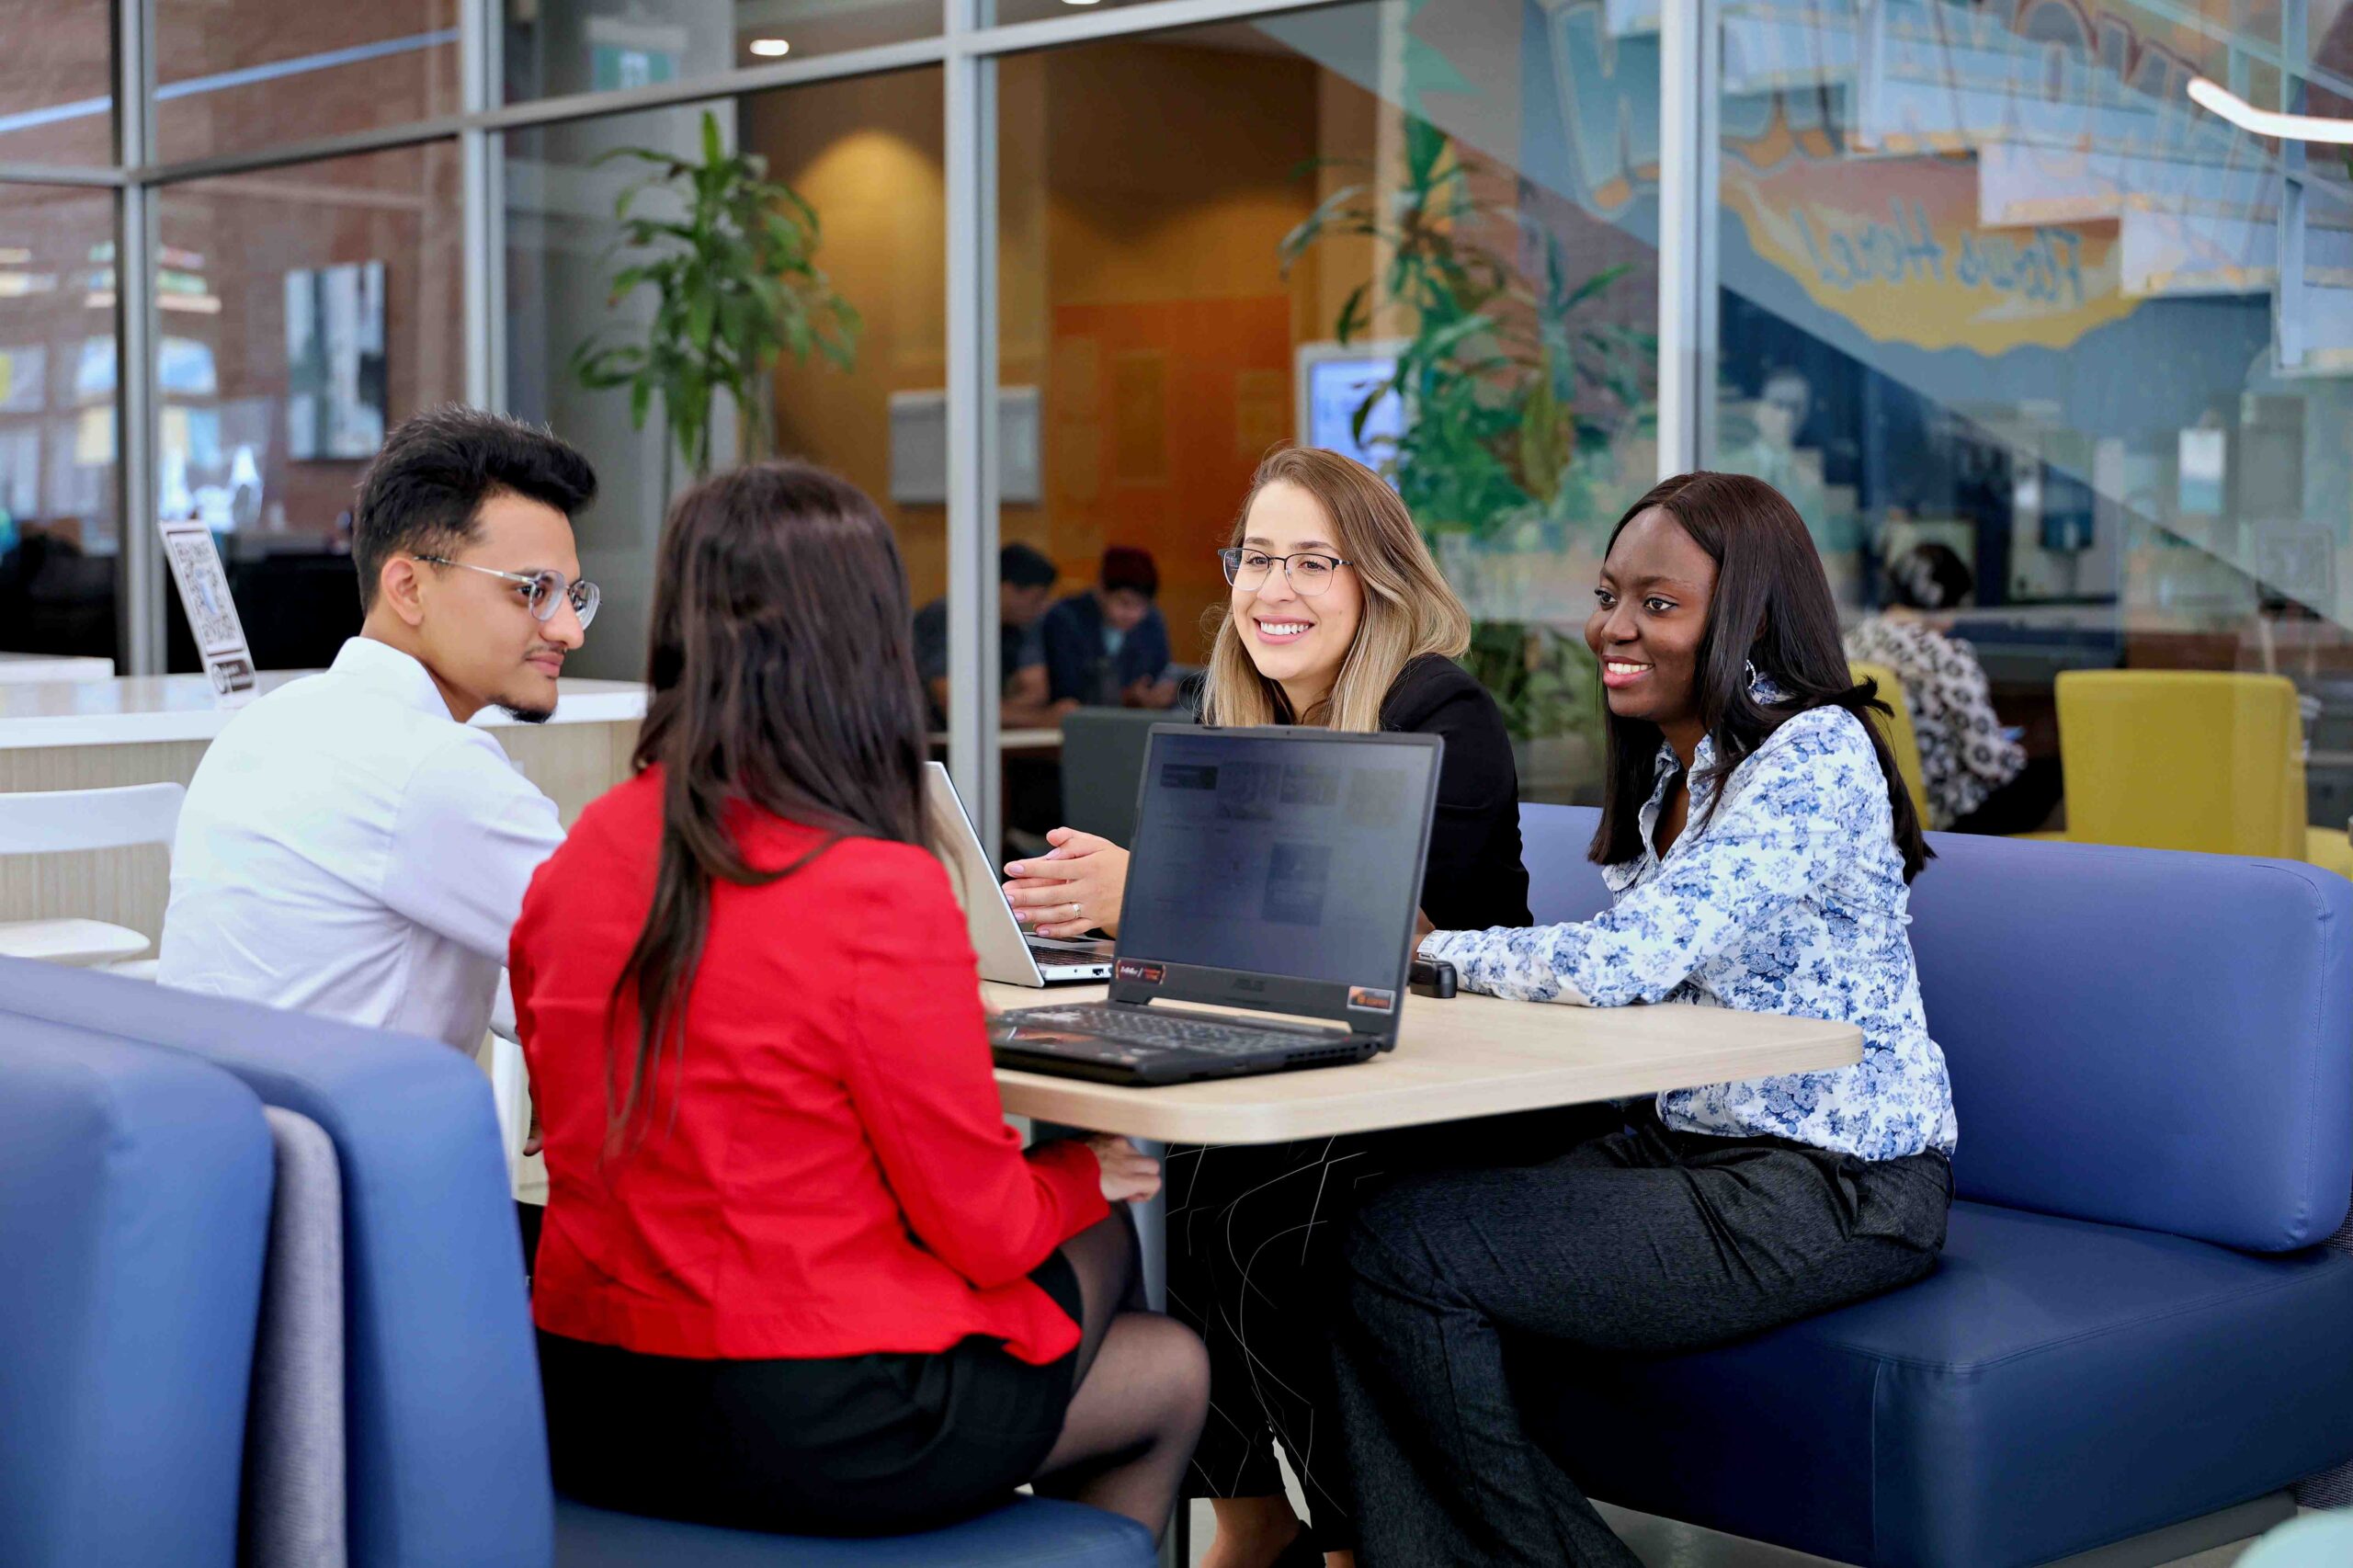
[539,1254,1083,1537]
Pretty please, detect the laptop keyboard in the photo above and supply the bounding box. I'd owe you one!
[1006,1005,1312,1058]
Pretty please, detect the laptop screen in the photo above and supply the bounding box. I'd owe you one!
[1117,727,1438,996]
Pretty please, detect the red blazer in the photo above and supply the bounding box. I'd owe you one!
[511,767,1108,1364]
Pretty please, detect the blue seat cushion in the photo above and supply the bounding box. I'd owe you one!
[0,1019,273,1568]
[553,1495,1155,1568]
[0,957,546,1568]
[1523,1202,2353,1568]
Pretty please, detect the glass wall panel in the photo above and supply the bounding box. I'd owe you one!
[156,142,465,672]
[152,0,460,163]
[504,71,944,692]
[0,0,112,166]
[502,0,939,106]
[0,186,119,662]
[1705,0,2353,846]
[995,0,1659,807]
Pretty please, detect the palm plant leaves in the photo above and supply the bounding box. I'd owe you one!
[1280,113,1639,545]
[1283,114,1640,743]
[570,109,862,477]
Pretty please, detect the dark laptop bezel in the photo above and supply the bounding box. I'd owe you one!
[1099,724,1443,1051]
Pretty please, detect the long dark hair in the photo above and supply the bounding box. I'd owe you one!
[1588,472,1930,881]
[608,461,934,1149]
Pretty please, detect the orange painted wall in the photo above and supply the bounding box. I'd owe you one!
[1041,295,1296,662]
[749,71,949,601]
[756,41,1335,659]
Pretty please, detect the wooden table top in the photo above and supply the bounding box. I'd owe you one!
[984,983,1862,1144]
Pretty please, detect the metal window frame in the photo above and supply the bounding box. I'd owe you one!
[65,0,1689,733]
[945,0,1002,849]
[1657,0,1717,480]
[116,0,162,675]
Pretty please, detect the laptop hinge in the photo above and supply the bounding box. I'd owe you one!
[1125,1002,1357,1041]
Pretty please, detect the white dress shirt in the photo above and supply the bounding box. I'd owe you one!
[158,637,566,1051]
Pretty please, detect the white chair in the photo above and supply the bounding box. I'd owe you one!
[0,783,186,969]
[484,972,536,1190]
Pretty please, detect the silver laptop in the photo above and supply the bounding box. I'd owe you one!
[926,762,1115,985]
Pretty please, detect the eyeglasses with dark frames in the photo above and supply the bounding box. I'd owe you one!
[1217,547,1353,597]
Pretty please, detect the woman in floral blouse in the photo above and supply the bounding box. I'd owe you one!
[1329,472,1959,1568]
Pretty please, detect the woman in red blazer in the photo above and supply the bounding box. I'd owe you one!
[511,462,1207,1541]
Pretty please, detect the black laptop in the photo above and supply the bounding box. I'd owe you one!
[991,724,1441,1085]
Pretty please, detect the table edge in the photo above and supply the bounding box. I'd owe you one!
[995,1028,1865,1144]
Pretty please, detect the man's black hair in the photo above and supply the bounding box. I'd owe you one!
[351,405,597,612]
[999,541,1057,590]
[1099,545,1159,597]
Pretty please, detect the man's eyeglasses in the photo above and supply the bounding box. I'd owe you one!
[418,556,600,630]
[1217,548,1352,598]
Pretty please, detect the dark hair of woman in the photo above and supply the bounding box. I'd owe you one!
[609,461,935,1148]
[1884,541,1974,611]
[1588,471,1932,881]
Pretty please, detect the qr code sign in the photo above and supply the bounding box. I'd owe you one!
[162,524,251,657]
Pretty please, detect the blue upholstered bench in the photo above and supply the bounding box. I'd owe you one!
[0,957,1151,1568]
[1516,805,2353,1568]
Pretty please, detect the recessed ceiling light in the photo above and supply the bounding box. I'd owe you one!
[749,37,791,57]
[1061,0,1101,6]
[2188,75,2353,143]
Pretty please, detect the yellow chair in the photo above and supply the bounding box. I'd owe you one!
[2043,670,2353,876]
[1848,660,1931,825]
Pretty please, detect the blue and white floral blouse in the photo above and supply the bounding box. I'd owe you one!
[1421,699,1958,1161]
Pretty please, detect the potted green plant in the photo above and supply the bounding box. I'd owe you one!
[572,110,862,483]
[1281,116,1648,796]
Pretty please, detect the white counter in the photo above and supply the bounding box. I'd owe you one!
[0,653,115,686]
[1,670,651,953]
[0,672,650,751]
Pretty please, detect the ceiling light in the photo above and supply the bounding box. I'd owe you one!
[1061,0,1102,6]
[2188,76,2353,144]
[748,37,790,56]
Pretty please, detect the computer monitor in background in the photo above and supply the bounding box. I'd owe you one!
[1295,340,1405,481]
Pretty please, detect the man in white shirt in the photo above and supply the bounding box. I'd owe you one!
[159,405,599,1053]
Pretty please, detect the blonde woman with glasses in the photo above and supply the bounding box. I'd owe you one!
[1002,446,1537,1568]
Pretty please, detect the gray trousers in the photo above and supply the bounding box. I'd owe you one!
[1332,1110,1952,1567]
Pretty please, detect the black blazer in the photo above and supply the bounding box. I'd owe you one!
[1378,653,1532,931]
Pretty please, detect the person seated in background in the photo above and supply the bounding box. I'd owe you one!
[1040,545,1179,709]
[512,461,1206,1543]
[1843,541,2059,834]
[915,540,1074,851]
[913,540,1069,729]
[157,405,598,1054]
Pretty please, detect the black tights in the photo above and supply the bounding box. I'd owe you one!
[1035,1211,1211,1543]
